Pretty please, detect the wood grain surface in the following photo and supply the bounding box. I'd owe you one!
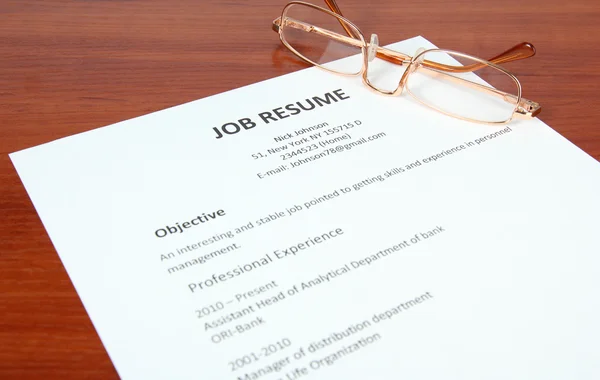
[1,0,599,378]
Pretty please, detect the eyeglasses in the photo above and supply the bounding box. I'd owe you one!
[272,1,542,125]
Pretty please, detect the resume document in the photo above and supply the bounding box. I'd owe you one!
[10,37,600,379]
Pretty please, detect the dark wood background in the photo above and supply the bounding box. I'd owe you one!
[1,0,599,378]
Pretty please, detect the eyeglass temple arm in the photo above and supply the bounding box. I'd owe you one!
[323,0,347,27]
[324,0,344,15]
[417,66,541,117]
[273,18,536,74]
[322,0,360,39]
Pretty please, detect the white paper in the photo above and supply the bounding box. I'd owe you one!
[10,36,600,379]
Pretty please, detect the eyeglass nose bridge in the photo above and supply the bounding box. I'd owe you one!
[362,47,428,96]
[396,47,427,95]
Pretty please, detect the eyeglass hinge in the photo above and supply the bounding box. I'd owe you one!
[515,99,542,117]
[272,17,282,33]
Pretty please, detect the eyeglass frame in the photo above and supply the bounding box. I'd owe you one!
[272,1,542,125]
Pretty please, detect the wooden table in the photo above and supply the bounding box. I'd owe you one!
[1,0,599,378]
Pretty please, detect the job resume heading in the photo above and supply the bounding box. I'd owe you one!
[212,88,350,139]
